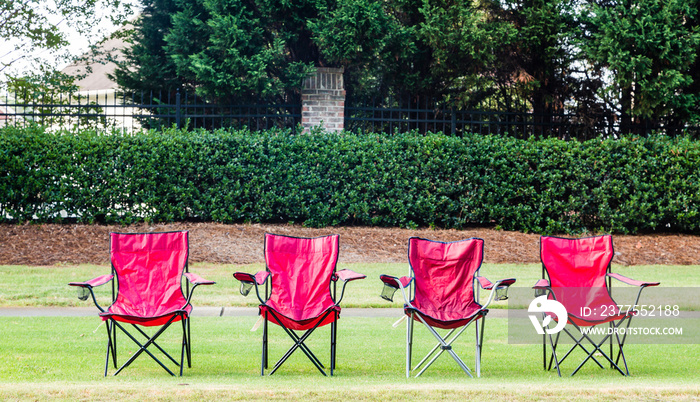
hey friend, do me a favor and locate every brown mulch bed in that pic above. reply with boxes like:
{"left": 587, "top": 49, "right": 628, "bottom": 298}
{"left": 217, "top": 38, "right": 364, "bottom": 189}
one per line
{"left": 1, "top": 223, "right": 699, "bottom": 266}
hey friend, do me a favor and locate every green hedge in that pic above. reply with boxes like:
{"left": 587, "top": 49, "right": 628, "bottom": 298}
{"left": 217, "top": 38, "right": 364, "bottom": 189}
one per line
{"left": 2, "top": 125, "right": 700, "bottom": 234}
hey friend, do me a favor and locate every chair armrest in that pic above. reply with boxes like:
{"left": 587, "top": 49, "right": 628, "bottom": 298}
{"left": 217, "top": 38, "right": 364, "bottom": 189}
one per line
{"left": 69, "top": 274, "right": 113, "bottom": 288}
{"left": 233, "top": 271, "right": 269, "bottom": 302}
{"left": 68, "top": 274, "right": 113, "bottom": 312}
{"left": 608, "top": 272, "right": 660, "bottom": 312}
{"left": 333, "top": 269, "right": 366, "bottom": 282}
{"left": 477, "top": 276, "right": 515, "bottom": 290}
{"left": 184, "top": 272, "right": 215, "bottom": 286}
{"left": 532, "top": 278, "right": 550, "bottom": 297}
{"left": 379, "top": 275, "right": 412, "bottom": 289}
{"left": 331, "top": 270, "right": 366, "bottom": 305}
{"left": 480, "top": 277, "right": 517, "bottom": 306}
{"left": 476, "top": 276, "right": 493, "bottom": 289}
{"left": 499, "top": 278, "right": 516, "bottom": 287}
{"left": 234, "top": 271, "right": 269, "bottom": 285}
{"left": 181, "top": 273, "right": 216, "bottom": 308}
{"left": 379, "top": 275, "right": 413, "bottom": 303}
{"left": 607, "top": 273, "right": 660, "bottom": 287}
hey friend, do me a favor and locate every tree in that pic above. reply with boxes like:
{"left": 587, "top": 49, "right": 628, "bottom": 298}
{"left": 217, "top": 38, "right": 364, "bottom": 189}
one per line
{"left": 115, "top": 0, "right": 443, "bottom": 105}
{"left": 684, "top": 0, "right": 700, "bottom": 127}
{"left": 1, "top": 0, "right": 65, "bottom": 73}
{"left": 110, "top": 0, "right": 184, "bottom": 97}
{"left": 507, "top": 0, "right": 578, "bottom": 116}
{"left": 582, "top": 0, "right": 700, "bottom": 132}
{"left": 165, "top": 0, "right": 317, "bottom": 103}
{"left": 311, "top": 0, "right": 435, "bottom": 102}
{"left": 115, "top": 0, "right": 333, "bottom": 104}
{"left": 326, "top": 0, "right": 585, "bottom": 116}
{"left": 457, "top": 0, "right": 584, "bottom": 117}
{"left": 418, "top": 0, "right": 515, "bottom": 108}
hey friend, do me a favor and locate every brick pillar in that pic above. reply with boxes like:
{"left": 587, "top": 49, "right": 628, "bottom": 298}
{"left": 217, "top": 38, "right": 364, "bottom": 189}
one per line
{"left": 301, "top": 67, "right": 345, "bottom": 133}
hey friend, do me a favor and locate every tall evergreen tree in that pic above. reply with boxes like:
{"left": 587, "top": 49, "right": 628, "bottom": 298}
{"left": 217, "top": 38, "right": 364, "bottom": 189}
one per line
{"left": 111, "top": 0, "right": 183, "bottom": 97}
{"left": 418, "top": 0, "right": 515, "bottom": 108}
{"left": 114, "top": 0, "right": 329, "bottom": 103}
{"left": 473, "top": 0, "right": 581, "bottom": 115}
{"left": 311, "top": 0, "right": 435, "bottom": 102}
{"left": 582, "top": 0, "right": 700, "bottom": 131}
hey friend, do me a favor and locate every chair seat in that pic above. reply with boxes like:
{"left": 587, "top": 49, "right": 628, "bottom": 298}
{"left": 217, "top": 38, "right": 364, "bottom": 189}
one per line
{"left": 100, "top": 303, "right": 192, "bottom": 326}
{"left": 406, "top": 302, "right": 485, "bottom": 329}
{"left": 547, "top": 286, "right": 631, "bottom": 326}
{"left": 266, "top": 289, "right": 337, "bottom": 322}
{"left": 261, "top": 305, "right": 340, "bottom": 331}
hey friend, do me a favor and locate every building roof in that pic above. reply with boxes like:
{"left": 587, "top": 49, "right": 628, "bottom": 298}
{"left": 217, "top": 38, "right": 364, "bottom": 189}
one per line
{"left": 61, "top": 34, "right": 128, "bottom": 91}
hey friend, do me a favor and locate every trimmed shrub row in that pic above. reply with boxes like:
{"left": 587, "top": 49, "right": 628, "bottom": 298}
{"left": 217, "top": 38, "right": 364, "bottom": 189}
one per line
{"left": 2, "top": 125, "right": 700, "bottom": 234}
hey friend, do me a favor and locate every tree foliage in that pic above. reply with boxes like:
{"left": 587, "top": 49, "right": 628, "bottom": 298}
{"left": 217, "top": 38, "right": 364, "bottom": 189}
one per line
{"left": 110, "top": 0, "right": 182, "bottom": 98}
{"left": 167, "top": 0, "right": 316, "bottom": 103}
{"left": 115, "top": 0, "right": 324, "bottom": 103}
{"left": 0, "top": 0, "right": 66, "bottom": 59}
{"left": 113, "top": 0, "right": 700, "bottom": 127}
{"left": 582, "top": 0, "right": 700, "bottom": 130}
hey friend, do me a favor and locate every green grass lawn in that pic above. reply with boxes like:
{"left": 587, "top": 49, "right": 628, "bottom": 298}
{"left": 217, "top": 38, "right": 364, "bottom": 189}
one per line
{"left": 1, "top": 315, "right": 698, "bottom": 401}
{"left": 0, "top": 262, "right": 699, "bottom": 400}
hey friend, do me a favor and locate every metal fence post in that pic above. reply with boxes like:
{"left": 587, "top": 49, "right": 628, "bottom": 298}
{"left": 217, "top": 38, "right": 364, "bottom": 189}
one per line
{"left": 176, "top": 89, "right": 182, "bottom": 129}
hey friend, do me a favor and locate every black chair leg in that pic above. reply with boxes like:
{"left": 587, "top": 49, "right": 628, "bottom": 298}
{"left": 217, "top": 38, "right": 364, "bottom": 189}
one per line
{"left": 330, "top": 315, "right": 337, "bottom": 375}
{"left": 261, "top": 314, "right": 268, "bottom": 376}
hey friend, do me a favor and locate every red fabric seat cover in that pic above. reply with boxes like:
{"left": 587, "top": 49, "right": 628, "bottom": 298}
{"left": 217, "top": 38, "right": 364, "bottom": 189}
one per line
{"left": 407, "top": 237, "right": 484, "bottom": 329}
{"left": 101, "top": 231, "right": 190, "bottom": 326}
{"left": 263, "top": 233, "right": 339, "bottom": 331}
{"left": 541, "top": 235, "right": 628, "bottom": 326}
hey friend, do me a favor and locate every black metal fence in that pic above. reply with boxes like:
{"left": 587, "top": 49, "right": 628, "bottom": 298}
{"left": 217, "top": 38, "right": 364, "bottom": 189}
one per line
{"left": 0, "top": 89, "right": 302, "bottom": 132}
{"left": 345, "top": 104, "right": 611, "bottom": 139}
{"left": 1, "top": 89, "right": 697, "bottom": 138}
{"left": 344, "top": 97, "right": 697, "bottom": 139}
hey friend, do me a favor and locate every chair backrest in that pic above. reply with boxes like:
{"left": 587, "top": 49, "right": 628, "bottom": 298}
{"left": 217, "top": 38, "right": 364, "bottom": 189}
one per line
{"left": 110, "top": 231, "right": 189, "bottom": 315}
{"left": 540, "top": 235, "right": 614, "bottom": 312}
{"left": 540, "top": 235, "right": 612, "bottom": 289}
{"left": 265, "top": 233, "right": 339, "bottom": 318}
{"left": 408, "top": 237, "right": 484, "bottom": 310}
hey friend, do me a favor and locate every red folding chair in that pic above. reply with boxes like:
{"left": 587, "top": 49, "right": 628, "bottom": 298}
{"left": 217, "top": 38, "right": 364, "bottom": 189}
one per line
{"left": 535, "top": 235, "right": 659, "bottom": 376}
{"left": 69, "top": 231, "right": 215, "bottom": 376}
{"left": 234, "top": 233, "right": 365, "bottom": 376}
{"left": 380, "top": 237, "right": 515, "bottom": 377}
